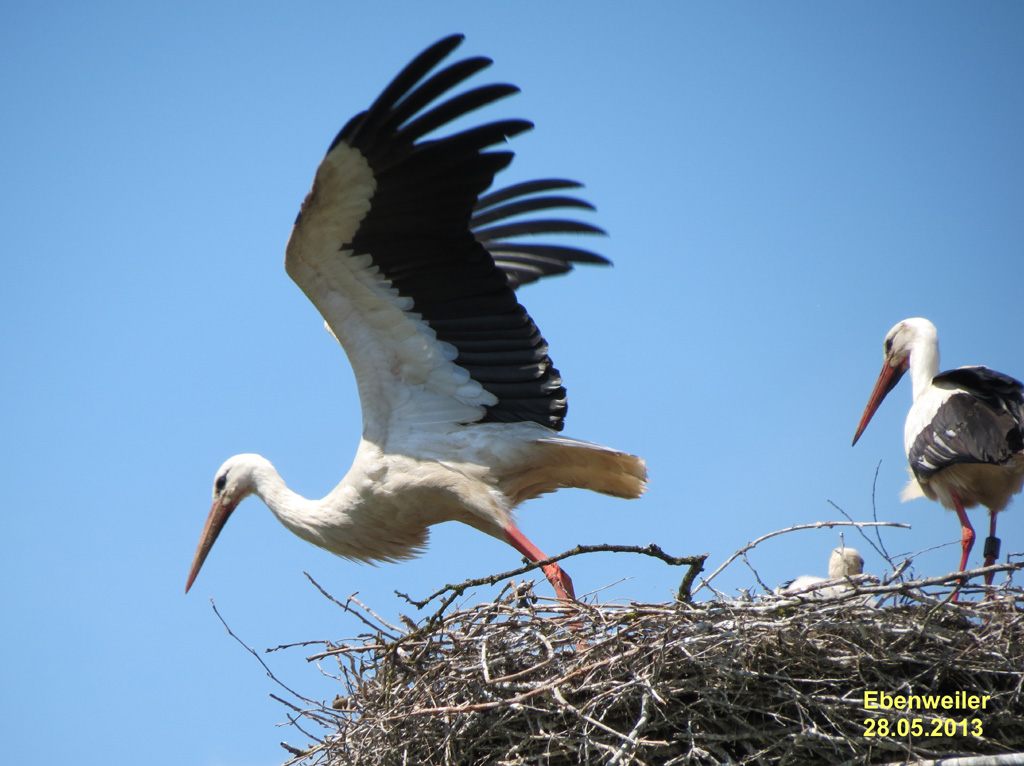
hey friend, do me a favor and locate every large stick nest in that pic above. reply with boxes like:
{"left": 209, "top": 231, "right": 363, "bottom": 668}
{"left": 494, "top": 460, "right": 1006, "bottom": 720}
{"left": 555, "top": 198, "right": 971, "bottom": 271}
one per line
{"left": 260, "top": 555, "right": 1024, "bottom": 766}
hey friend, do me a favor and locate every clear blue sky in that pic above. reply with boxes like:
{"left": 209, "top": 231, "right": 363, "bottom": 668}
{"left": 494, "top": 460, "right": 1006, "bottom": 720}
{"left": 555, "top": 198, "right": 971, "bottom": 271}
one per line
{"left": 3, "top": 3, "right": 1023, "bottom": 764}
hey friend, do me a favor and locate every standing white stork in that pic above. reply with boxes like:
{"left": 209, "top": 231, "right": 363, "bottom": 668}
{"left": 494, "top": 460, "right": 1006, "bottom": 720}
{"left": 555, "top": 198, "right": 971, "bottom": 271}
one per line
{"left": 852, "top": 318, "right": 1024, "bottom": 585}
{"left": 184, "top": 35, "right": 647, "bottom": 601}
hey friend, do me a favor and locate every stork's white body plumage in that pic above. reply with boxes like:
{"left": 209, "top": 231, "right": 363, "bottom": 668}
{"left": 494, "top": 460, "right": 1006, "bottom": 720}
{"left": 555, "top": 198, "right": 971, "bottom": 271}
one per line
{"left": 853, "top": 318, "right": 1024, "bottom": 585}
{"left": 185, "top": 35, "right": 647, "bottom": 600}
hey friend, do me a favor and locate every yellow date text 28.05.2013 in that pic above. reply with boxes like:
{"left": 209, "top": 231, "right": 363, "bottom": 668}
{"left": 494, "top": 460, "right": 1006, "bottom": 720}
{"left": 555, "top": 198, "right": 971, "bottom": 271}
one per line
{"left": 863, "top": 718, "right": 982, "bottom": 738}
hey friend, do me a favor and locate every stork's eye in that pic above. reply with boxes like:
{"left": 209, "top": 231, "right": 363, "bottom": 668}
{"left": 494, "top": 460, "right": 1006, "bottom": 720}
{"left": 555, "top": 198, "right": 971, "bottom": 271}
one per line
{"left": 885, "top": 337, "right": 894, "bottom": 354}
{"left": 215, "top": 474, "right": 228, "bottom": 492}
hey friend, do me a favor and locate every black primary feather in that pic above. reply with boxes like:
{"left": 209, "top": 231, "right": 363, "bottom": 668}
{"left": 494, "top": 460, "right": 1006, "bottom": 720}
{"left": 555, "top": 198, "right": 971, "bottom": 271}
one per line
{"left": 472, "top": 179, "right": 609, "bottom": 288}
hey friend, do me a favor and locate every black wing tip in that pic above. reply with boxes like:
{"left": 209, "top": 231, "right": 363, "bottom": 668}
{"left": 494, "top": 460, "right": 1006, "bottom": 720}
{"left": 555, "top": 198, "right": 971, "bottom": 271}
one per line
{"left": 331, "top": 34, "right": 535, "bottom": 164}
{"left": 437, "top": 32, "right": 466, "bottom": 47}
{"left": 471, "top": 177, "right": 611, "bottom": 288}
{"left": 474, "top": 219, "right": 607, "bottom": 240}
{"left": 330, "top": 33, "right": 472, "bottom": 152}
{"left": 409, "top": 34, "right": 469, "bottom": 71}
{"left": 475, "top": 178, "right": 585, "bottom": 210}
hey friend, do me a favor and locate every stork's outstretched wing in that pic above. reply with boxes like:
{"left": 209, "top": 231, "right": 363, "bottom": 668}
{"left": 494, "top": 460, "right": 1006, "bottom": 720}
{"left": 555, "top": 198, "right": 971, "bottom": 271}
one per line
{"left": 285, "top": 35, "right": 609, "bottom": 440}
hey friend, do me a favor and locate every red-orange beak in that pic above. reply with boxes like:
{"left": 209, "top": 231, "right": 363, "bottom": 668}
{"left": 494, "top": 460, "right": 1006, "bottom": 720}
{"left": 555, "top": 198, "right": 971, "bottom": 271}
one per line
{"left": 185, "top": 497, "right": 237, "bottom": 593}
{"left": 852, "top": 359, "right": 908, "bottom": 446}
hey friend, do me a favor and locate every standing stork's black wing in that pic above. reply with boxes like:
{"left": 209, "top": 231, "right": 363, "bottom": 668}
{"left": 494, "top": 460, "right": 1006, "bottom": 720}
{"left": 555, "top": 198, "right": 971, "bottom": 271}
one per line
{"left": 910, "top": 366, "right": 1024, "bottom": 481}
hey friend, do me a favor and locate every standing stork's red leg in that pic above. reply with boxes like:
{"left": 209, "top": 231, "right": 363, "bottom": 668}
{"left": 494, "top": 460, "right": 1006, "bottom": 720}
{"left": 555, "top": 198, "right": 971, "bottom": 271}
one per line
{"left": 951, "top": 490, "right": 976, "bottom": 574}
{"left": 503, "top": 524, "right": 576, "bottom": 601}
{"left": 950, "top": 490, "right": 975, "bottom": 601}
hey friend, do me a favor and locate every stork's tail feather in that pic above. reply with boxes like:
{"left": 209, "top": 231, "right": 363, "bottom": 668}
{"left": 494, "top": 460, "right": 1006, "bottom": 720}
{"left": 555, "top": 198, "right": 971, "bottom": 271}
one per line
{"left": 502, "top": 436, "right": 648, "bottom": 505}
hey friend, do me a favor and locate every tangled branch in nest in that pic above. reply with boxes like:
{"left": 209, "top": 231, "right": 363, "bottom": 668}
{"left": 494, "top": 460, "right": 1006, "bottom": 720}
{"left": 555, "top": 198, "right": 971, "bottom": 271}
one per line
{"left": 262, "top": 561, "right": 1024, "bottom": 766}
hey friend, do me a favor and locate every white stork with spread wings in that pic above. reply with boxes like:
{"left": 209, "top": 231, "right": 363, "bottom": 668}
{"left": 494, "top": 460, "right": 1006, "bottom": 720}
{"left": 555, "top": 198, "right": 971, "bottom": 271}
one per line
{"left": 185, "top": 35, "right": 647, "bottom": 601}
{"left": 853, "top": 318, "right": 1024, "bottom": 586}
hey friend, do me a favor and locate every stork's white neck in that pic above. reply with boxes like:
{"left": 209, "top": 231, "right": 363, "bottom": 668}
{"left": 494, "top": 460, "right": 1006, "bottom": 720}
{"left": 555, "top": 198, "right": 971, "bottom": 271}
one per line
{"left": 247, "top": 458, "right": 304, "bottom": 515}
{"left": 906, "top": 324, "right": 940, "bottom": 402}
{"left": 232, "top": 455, "right": 330, "bottom": 544}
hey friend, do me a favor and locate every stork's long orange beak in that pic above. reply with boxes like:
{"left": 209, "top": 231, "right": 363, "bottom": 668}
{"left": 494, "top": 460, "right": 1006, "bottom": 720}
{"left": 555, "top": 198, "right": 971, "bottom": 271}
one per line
{"left": 185, "top": 498, "right": 236, "bottom": 593}
{"left": 852, "top": 360, "right": 907, "bottom": 446}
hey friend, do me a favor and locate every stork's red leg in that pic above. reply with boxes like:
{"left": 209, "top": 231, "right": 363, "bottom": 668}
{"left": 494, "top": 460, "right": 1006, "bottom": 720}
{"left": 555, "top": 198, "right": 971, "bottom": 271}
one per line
{"left": 951, "top": 491, "right": 976, "bottom": 573}
{"left": 950, "top": 491, "right": 975, "bottom": 600}
{"left": 503, "top": 523, "right": 576, "bottom": 601}
{"left": 983, "top": 511, "right": 1001, "bottom": 586}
